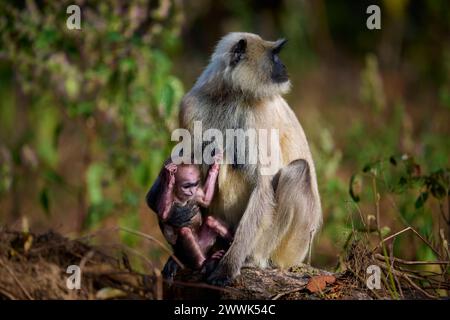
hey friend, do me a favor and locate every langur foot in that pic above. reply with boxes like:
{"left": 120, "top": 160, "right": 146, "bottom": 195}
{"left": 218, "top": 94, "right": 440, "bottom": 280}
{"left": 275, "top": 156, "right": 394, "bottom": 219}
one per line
{"left": 206, "top": 261, "right": 235, "bottom": 287}
{"left": 201, "top": 250, "right": 225, "bottom": 277}
{"left": 161, "top": 257, "right": 179, "bottom": 286}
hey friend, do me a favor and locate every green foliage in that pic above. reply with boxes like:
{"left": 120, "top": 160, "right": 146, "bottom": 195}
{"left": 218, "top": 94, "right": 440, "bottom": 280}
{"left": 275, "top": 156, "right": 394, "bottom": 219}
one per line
{"left": 342, "top": 54, "right": 449, "bottom": 262}
{"left": 360, "top": 54, "right": 386, "bottom": 113}
{"left": 0, "top": 1, "right": 184, "bottom": 230}
{"left": 0, "top": 0, "right": 448, "bottom": 271}
{"left": 39, "top": 187, "right": 50, "bottom": 216}
{"left": 348, "top": 154, "right": 449, "bottom": 264}
{"left": 311, "top": 53, "right": 449, "bottom": 265}
{"left": 312, "top": 127, "right": 351, "bottom": 248}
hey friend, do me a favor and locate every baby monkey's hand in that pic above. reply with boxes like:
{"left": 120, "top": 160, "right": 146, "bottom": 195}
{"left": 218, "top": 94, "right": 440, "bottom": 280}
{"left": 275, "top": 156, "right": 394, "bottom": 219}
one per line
{"left": 213, "top": 151, "right": 223, "bottom": 163}
{"left": 211, "top": 151, "right": 223, "bottom": 172}
{"left": 164, "top": 163, "right": 178, "bottom": 176}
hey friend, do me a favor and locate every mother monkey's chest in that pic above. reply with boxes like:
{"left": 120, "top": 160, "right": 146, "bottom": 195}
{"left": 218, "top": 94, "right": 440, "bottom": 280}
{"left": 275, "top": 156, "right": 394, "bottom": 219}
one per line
{"left": 188, "top": 99, "right": 283, "bottom": 226}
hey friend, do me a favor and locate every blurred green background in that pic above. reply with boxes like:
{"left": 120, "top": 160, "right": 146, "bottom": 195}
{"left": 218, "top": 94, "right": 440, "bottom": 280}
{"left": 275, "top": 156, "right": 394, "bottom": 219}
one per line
{"left": 0, "top": 0, "right": 449, "bottom": 271}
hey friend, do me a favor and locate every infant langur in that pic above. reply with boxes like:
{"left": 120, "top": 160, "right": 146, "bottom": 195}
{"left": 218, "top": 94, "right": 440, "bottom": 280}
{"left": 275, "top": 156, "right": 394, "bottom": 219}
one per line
{"left": 155, "top": 153, "right": 233, "bottom": 280}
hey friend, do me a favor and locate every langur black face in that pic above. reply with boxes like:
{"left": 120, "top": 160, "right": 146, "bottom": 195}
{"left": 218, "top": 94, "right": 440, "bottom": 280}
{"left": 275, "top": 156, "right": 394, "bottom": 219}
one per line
{"left": 270, "top": 39, "right": 288, "bottom": 83}
{"left": 224, "top": 34, "right": 290, "bottom": 98}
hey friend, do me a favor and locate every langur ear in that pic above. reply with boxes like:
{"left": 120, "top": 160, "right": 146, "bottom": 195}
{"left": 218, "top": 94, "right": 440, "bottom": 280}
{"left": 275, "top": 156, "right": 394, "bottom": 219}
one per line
{"left": 230, "top": 39, "right": 247, "bottom": 67}
{"left": 272, "top": 38, "right": 287, "bottom": 54}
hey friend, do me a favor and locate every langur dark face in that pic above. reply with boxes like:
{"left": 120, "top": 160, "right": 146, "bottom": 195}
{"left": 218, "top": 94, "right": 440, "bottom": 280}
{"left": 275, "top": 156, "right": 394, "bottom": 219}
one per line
{"left": 225, "top": 34, "right": 290, "bottom": 97}
{"left": 270, "top": 39, "right": 288, "bottom": 83}
{"left": 174, "top": 165, "right": 201, "bottom": 203}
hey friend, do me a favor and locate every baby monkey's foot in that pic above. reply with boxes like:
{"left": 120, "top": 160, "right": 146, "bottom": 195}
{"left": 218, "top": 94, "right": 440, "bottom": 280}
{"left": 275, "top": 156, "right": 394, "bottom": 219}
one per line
{"left": 201, "top": 250, "right": 225, "bottom": 276}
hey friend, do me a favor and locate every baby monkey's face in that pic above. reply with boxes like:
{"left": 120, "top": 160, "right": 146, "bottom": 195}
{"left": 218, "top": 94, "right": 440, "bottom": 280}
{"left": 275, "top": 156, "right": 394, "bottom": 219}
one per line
{"left": 174, "top": 165, "right": 201, "bottom": 203}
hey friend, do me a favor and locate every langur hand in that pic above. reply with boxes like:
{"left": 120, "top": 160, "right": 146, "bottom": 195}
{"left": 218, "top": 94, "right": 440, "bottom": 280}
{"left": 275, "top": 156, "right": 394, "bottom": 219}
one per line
{"left": 201, "top": 250, "right": 226, "bottom": 276}
{"left": 206, "top": 256, "right": 236, "bottom": 287}
{"left": 164, "top": 163, "right": 178, "bottom": 177}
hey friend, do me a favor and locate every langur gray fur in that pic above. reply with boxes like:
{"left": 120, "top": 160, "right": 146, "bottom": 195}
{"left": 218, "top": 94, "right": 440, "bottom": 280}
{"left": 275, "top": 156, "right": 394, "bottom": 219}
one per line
{"left": 178, "top": 32, "right": 322, "bottom": 285}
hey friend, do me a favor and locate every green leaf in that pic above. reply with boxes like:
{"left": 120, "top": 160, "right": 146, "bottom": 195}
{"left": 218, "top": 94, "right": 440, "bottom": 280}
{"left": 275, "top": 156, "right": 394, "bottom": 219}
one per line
{"left": 86, "top": 163, "right": 105, "bottom": 205}
{"left": 53, "top": 122, "right": 64, "bottom": 147}
{"left": 43, "top": 169, "right": 64, "bottom": 185}
{"left": 119, "top": 211, "right": 140, "bottom": 247}
{"left": 65, "top": 76, "right": 79, "bottom": 98}
{"left": 133, "top": 163, "right": 150, "bottom": 187}
{"left": 403, "top": 156, "right": 421, "bottom": 176}
{"left": 85, "top": 200, "right": 114, "bottom": 228}
{"left": 96, "top": 287, "right": 127, "bottom": 300}
{"left": 389, "top": 156, "right": 397, "bottom": 166}
{"left": 398, "top": 176, "right": 407, "bottom": 186}
{"left": 39, "top": 187, "right": 50, "bottom": 216}
{"left": 123, "top": 190, "right": 139, "bottom": 207}
{"left": 380, "top": 226, "right": 391, "bottom": 237}
{"left": 362, "top": 164, "right": 371, "bottom": 173}
{"left": 160, "top": 81, "right": 175, "bottom": 115}
{"left": 35, "top": 28, "right": 58, "bottom": 50}
{"left": 349, "top": 174, "right": 361, "bottom": 202}
{"left": 163, "top": 76, "right": 184, "bottom": 116}
{"left": 35, "top": 100, "right": 59, "bottom": 167}
{"left": 119, "top": 58, "right": 136, "bottom": 73}
{"left": 430, "top": 182, "right": 446, "bottom": 199}
{"left": 106, "top": 31, "right": 123, "bottom": 43}
{"left": 415, "top": 192, "right": 428, "bottom": 209}
{"left": 439, "top": 86, "right": 450, "bottom": 109}
{"left": 69, "top": 102, "right": 94, "bottom": 117}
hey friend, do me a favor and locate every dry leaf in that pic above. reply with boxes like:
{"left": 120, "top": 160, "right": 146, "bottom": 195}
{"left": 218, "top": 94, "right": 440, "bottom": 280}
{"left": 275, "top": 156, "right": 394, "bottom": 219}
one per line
{"left": 23, "top": 234, "right": 33, "bottom": 253}
{"left": 306, "top": 275, "right": 336, "bottom": 293}
{"left": 96, "top": 287, "right": 127, "bottom": 300}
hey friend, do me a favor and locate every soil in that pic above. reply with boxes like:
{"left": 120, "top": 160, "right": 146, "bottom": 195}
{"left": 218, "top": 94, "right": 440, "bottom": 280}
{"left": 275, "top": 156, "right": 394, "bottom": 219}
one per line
{"left": 0, "top": 229, "right": 157, "bottom": 300}
{"left": 0, "top": 229, "right": 434, "bottom": 300}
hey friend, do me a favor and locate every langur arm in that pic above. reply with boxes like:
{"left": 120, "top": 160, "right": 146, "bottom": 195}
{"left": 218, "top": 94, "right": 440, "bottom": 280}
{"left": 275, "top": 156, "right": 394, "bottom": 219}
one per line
{"left": 208, "top": 176, "right": 275, "bottom": 284}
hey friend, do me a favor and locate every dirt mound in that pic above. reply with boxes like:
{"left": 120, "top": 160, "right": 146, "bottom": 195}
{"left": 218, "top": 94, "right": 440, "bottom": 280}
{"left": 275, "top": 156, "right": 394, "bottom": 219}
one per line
{"left": 1, "top": 228, "right": 444, "bottom": 300}
{"left": 0, "top": 229, "right": 158, "bottom": 300}
{"left": 0, "top": 229, "right": 368, "bottom": 300}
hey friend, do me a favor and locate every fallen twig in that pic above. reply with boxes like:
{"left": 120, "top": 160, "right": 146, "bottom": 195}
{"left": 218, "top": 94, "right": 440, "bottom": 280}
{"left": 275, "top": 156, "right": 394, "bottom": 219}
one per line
{"left": 375, "top": 227, "right": 441, "bottom": 259}
{"left": 271, "top": 285, "right": 307, "bottom": 300}
{"left": 375, "top": 253, "right": 449, "bottom": 265}
{"left": 118, "top": 227, "right": 185, "bottom": 269}
{"left": 0, "top": 258, "right": 34, "bottom": 300}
